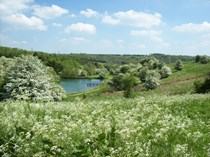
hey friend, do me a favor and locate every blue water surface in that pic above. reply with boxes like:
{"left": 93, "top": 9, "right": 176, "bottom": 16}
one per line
{"left": 60, "top": 79, "right": 102, "bottom": 94}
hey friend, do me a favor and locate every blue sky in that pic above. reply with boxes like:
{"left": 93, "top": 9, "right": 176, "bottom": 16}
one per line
{"left": 0, "top": 0, "right": 210, "bottom": 55}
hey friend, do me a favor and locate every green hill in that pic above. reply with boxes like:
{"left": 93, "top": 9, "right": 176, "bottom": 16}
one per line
{"left": 66, "top": 61, "right": 210, "bottom": 101}
{"left": 0, "top": 46, "right": 209, "bottom": 156}
{"left": 0, "top": 46, "right": 195, "bottom": 79}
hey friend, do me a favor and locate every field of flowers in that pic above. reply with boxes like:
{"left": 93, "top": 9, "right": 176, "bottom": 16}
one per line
{"left": 0, "top": 94, "right": 210, "bottom": 157}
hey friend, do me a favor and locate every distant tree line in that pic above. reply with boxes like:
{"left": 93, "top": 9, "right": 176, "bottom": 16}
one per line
{"left": 0, "top": 46, "right": 200, "bottom": 79}
{"left": 0, "top": 46, "right": 97, "bottom": 78}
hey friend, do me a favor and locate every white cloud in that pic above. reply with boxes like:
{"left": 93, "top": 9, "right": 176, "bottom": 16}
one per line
{"left": 130, "top": 30, "right": 162, "bottom": 42}
{"left": 10, "top": 40, "right": 27, "bottom": 45}
{"left": 0, "top": 0, "right": 48, "bottom": 30}
{"left": 5, "top": 13, "right": 47, "bottom": 30}
{"left": 64, "top": 23, "right": 96, "bottom": 34}
{"left": 52, "top": 22, "right": 63, "bottom": 27}
{"left": 130, "top": 42, "right": 146, "bottom": 49}
{"left": 130, "top": 29, "right": 170, "bottom": 47}
{"left": 0, "top": 0, "right": 33, "bottom": 15}
{"left": 173, "top": 21, "right": 210, "bottom": 33}
{"left": 0, "top": 33, "right": 28, "bottom": 46}
{"left": 102, "top": 10, "right": 162, "bottom": 27}
{"left": 102, "top": 16, "right": 119, "bottom": 25}
{"left": 130, "top": 30, "right": 161, "bottom": 36}
{"left": 33, "top": 4, "right": 68, "bottom": 19}
{"left": 60, "top": 37, "right": 90, "bottom": 45}
{"left": 80, "top": 9, "right": 99, "bottom": 17}
{"left": 69, "top": 14, "right": 76, "bottom": 18}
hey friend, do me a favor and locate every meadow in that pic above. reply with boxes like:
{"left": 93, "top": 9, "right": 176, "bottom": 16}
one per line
{"left": 0, "top": 93, "right": 210, "bottom": 157}
{"left": 0, "top": 50, "right": 210, "bottom": 157}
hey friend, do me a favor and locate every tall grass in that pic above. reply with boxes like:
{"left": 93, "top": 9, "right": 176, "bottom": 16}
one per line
{"left": 0, "top": 94, "right": 209, "bottom": 156}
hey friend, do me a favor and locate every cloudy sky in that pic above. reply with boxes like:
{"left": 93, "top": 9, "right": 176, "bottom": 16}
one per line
{"left": 0, "top": 0, "right": 210, "bottom": 55}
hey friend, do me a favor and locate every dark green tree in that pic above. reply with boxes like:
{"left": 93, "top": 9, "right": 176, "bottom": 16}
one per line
{"left": 195, "top": 55, "right": 200, "bottom": 62}
{"left": 111, "top": 74, "right": 125, "bottom": 90}
{"left": 120, "top": 65, "right": 130, "bottom": 74}
{"left": 194, "top": 74, "right": 210, "bottom": 93}
{"left": 123, "top": 75, "right": 138, "bottom": 98}
{"left": 175, "top": 60, "right": 183, "bottom": 71}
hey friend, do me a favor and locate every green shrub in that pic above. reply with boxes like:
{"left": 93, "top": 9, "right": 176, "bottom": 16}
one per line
{"left": 81, "top": 70, "right": 88, "bottom": 77}
{"left": 200, "top": 55, "right": 209, "bottom": 64}
{"left": 98, "top": 72, "right": 105, "bottom": 79}
{"left": 2, "top": 55, "right": 64, "bottom": 101}
{"left": 111, "top": 73, "right": 125, "bottom": 90}
{"left": 158, "top": 62, "right": 166, "bottom": 69}
{"left": 143, "top": 70, "right": 160, "bottom": 89}
{"left": 0, "top": 57, "right": 13, "bottom": 100}
{"left": 194, "top": 77, "right": 210, "bottom": 93}
{"left": 123, "top": 75, "right": 139, "bottom": 98}
{"left": 139, "top": 67, "right": 149, "bottom": 82}
{"left": 175, "top": 60, "right": 183, "bottom": 71}
{"left": 195, "top": 55, "right": 200, "bottom": 62}
{"left": 160, "top": 66, "right": 172, "bottom": 79}
{"left": 144, "top": 76, "right": 160, "bottom": 89}
{"left": 120, "top": 65, "right": 130, "bottom": 74}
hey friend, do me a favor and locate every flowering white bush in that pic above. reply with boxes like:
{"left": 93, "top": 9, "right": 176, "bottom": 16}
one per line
{"left": 160, "top": 66, "right": 172, "bottom": 79}
{"left": 2, "top": 55, "right": 64, "bottom": 101}
{"left": 144, "top": 70, "right": 160, "bottom": 89}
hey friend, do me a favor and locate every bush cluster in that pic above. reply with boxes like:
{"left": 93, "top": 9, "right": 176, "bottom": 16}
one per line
{"left": 1, "top": 55, "right": 64, "bottom": 102}
{"left": 195, "top": 55, "right": 209, "bottom": 64}
{"left": 111, "top": 57, "right": 172, "bottom": 91}
{"left": 138, "top": 57, "right": 171, "bottom": 89}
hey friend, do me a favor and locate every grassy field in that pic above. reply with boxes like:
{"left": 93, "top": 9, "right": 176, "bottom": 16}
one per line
{"left": 145, "top": 61, "right": 210, "bottom": 96}
{"left": 0, "top": 94, "right": 210, "bottom": 156}
{"left": 0, "top": 61, "right": 210, "bottom": 157}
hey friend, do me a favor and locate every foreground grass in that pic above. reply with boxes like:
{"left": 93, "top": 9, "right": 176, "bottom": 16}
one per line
{"left": 0, "top": 94, "right": 210, "bottom": 157}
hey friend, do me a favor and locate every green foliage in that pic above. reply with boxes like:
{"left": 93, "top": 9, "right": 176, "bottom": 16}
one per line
{"left": 158, "top": 62, "right": 166, "bottom": 69}
{"left": 123, "top": 75, "right": 139, "bottom": 98}
{"left": 0, "top": 46, "right": 195, "bottom": 79}
{"left": 80, "top": 70, "right": 88, "bottom": 77}
{"left": 0, "top": 57, "right": 14, "bottom": 99}
{"left": 111, "top": 74, "right": 126, "bottom": 90}
{"left": 139, "top": 67, "right": 149, "bottom": 82}
{"left": 140, "top": 57, "right": 159, "bottom": 70}
{"left": 195, "top": 55, "right": 200, "bottom": 62}
{"left": 98, "top": 72, "right": 105, "bottom": 79}
{"left": 175, "top": 60, "right": 183, "bottom": 71}
{"left": 2, "top": 55, "right": 64, "bottom": 101}
{"left": 160, "top": 66, "right": 172, "bottom": 79}
{"left": 194, "top": 76, "right": 210, "bottom": 93}
{"left": 0, "top": 46, "right": 99, "bottom": 78}
{"left": 199, "top": 55, "right": 209, "bottom": 64}
{"left": 120, "top": 65, "right": 130, "bottom": 74}
{"left": 148, "top": 57, "right": 160, "bottom": 69}
{"left": 111, "top": 74, "right": 139, "bottom": 93}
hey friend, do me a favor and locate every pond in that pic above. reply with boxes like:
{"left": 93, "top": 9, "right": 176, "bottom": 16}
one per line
{"left": 60, "top": 79, "right": 102, "bottom": 94}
